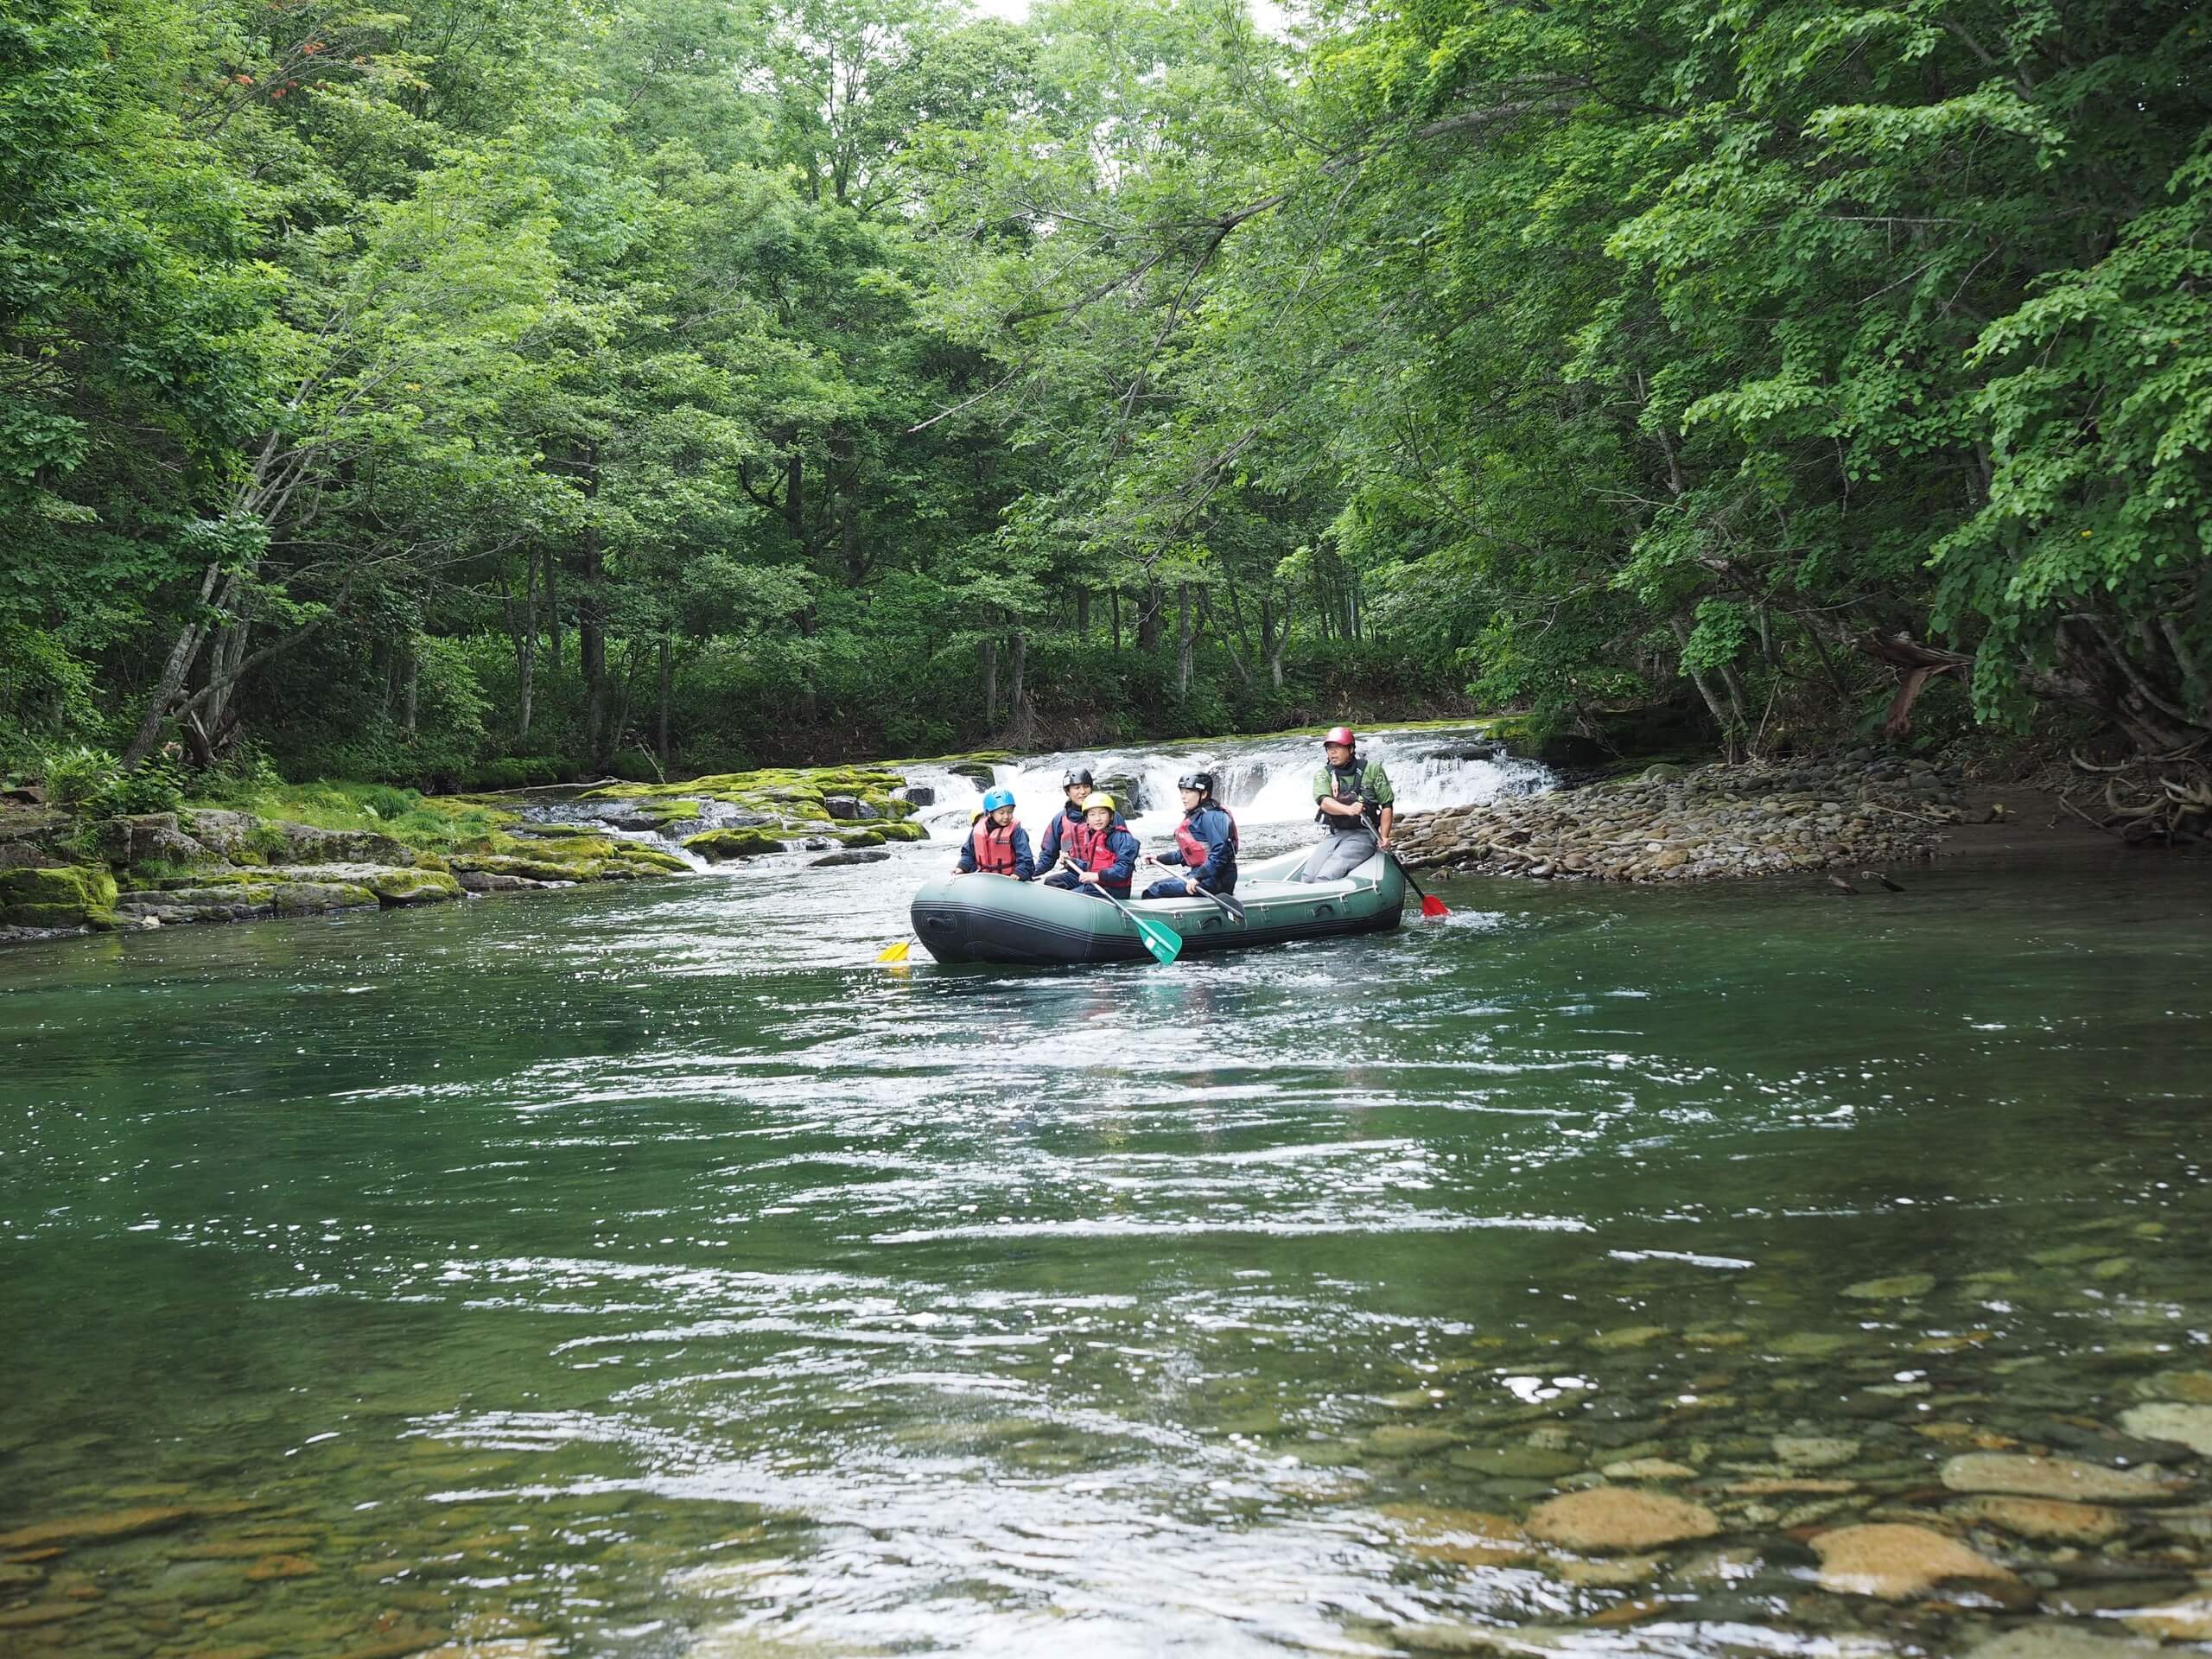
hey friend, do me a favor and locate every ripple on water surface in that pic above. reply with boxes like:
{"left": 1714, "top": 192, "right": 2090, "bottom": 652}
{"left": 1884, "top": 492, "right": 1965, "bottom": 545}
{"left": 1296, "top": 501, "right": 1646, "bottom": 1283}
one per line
{"left": 1, "top": 854, "right": 2209, "bottom": 1656}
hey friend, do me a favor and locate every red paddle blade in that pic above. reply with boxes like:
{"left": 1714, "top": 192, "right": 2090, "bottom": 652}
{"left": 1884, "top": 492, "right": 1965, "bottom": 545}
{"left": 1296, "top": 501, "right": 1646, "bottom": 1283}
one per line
{"left": 1420, "top": 894, "right": 1450, "bottom": 918}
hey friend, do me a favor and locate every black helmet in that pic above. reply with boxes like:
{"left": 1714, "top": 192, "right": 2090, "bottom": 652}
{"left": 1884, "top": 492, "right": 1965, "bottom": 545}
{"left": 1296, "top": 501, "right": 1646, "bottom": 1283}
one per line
{"left": 1177, "top": 771, "right": 1215, "bottom": 796}
{"left": 1061, "top": 767, "right": 1094, "bottom": 788}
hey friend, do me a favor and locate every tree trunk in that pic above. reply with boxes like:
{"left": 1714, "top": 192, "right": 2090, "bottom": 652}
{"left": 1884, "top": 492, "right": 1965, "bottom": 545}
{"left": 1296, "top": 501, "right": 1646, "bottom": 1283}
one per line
{"left": 507, "top": 556, "right": 537, "bottom": 740}
{"left": 1268, "top": 590, "right": 1293, "bottom": 690}
{"left": 1111, "top": 588, "right": 1122, "bottom": 652}
{"left": 1206, "top": 592, "right": 1254, "bottom": 690}
{"left": 980, "top": 636, "right": 999, "bottom": 728}
{"left": 543, "top": 548, "right": 562, "bottom": 673}
{"left": 1076, "top": 587, "right": 1090, "bottom": 638}
{"left": 657, "top": 633, "right": 672, "bottom": 769}
{"left": 579, "top": 531, "right": 608, "bottom": 767}
{"left": 201, "top": 614, "right": 251, "bottom": 743}
{"left": 1136, "top": 582, "right": 1161, "bottom": 652}
{"left": 400, "top": 645, "right": 420, "bottom": 739}
{"left": 121, "top": 560, "right": 229, "bottom": 767}
{"left": 1173, "top": 582, "right": 1194, "bottom": 700}
{"left": 1006, "top": 629, "right": 1039, "bottom": 745}
{"left": 1670, "top": 615, "right": 1739, "bottom": 760}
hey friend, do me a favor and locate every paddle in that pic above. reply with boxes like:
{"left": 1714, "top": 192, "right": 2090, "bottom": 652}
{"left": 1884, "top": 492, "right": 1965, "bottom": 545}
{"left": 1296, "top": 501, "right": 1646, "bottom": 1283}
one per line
{"left": 1365, "top": 810, "right": 1449, "bottom": 918}
{"left": 1142, "top": 857, "right": 1245, "bottom": 924}
{"left": 1097, "top": 888, "right": 1184, "bottom": 964}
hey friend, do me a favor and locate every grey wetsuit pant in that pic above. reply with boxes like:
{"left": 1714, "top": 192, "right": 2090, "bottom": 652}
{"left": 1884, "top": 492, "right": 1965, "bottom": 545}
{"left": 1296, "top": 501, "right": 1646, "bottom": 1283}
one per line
{"left": 1299, "top": 830, "right": 1376, "bottom": 882}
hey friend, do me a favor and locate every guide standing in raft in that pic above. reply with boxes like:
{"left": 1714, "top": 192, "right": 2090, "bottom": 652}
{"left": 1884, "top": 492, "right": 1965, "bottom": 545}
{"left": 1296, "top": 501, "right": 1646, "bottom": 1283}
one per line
{"left": 1300, "top": 726, "right": 1394, "bottom": 881}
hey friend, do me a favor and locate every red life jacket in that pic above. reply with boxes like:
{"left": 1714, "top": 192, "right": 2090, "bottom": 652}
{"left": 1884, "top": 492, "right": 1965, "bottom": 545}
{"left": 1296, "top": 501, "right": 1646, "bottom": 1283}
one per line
{"left": 1066, "top": 819, "right": 1122, "bottom": 875}
{"left": 972, "top": 816, "right": 1021, "bottom": 874}
{"left": 1175, "top": 805, "right": 1236, "bottom": 870}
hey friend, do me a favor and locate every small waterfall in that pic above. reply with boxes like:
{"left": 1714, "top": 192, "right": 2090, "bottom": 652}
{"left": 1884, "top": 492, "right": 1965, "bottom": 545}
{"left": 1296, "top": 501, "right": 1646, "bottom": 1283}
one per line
{"left": 915, "top": 727, "right": 1552, "bottom": 845}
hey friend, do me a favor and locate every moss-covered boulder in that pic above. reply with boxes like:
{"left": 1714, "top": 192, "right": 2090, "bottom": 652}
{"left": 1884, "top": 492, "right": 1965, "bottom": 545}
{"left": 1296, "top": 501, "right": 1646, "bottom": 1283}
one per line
{"left": 683, "top": 828, "right": 786, "bottom": 861}
{"left": 360, "top": 868, "right": 464, "bottom": 906}
{"left": 873, "top": 819, "right": 930, "bottom": 843}
{"left": 0, "top": 867, "right": 121, "bottom": 931}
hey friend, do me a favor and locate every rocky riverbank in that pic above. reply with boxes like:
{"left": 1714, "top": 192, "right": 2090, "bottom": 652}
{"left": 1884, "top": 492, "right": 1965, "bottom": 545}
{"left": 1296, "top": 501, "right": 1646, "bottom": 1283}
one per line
{"left": 1394, "top": 753, "right": 1981, "bottom": 882}
{"left": 0, "top": 760, "right": 958, "bottom": 946}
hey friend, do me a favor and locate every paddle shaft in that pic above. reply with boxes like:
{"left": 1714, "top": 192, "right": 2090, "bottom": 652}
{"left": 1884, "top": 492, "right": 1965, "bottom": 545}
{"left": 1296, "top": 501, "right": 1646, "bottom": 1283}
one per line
{"left": 1364, "top": 810, "right": 1447, "bottom": 915}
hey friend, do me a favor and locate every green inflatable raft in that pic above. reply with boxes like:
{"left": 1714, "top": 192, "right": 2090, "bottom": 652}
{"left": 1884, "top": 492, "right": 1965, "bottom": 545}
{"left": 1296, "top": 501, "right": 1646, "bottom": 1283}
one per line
{"left": 908, "top": 844, "right": 1408, "bottom": 965}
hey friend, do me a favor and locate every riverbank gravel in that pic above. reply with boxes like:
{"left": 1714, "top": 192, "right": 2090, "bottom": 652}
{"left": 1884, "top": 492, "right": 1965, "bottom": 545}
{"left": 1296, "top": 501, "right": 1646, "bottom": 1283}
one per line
{"left": 1394, "top": 754, "right": 1970, "bottom": 882}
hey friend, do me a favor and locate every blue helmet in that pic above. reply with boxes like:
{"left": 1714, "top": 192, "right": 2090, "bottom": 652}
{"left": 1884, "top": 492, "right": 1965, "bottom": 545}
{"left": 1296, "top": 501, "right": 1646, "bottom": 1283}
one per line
{"left": 981, "top": 787, "right": 1016, "bottom": 812}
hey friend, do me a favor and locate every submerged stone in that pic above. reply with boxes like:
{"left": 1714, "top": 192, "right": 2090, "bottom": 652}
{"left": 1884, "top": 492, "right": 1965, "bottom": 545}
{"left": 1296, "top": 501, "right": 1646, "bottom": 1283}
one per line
{"left": 1841, "top": 1273, "right": 1936, "bottom": 1299}
{"left": 1811, "top": 1522, "right": 2015, "bottom": 1599}
{"left": 0, "top": 1505, "right": 194, "bottom": 1549}
{"left": 1941, "top": 1453, "right": 2189, "bottom": 1504}
{"left": 1950, "top": 1495, "right": 2126, "bottom": 1543}
{"left": 1967, "top": 1626, "right": 2163, "bottom": 1659}
{"left": 1525, "top": 1487, "right": 1718, "bottom": 1552}
{"left": 1774, "top": 1434, "right": 1859, "bottom": 1468}
{"left": 2118, "top": 1402, "right": 2212, "bottom": 1455}
{"left": 2123, "top": 1600, "right": 2212, "bottom": 1641}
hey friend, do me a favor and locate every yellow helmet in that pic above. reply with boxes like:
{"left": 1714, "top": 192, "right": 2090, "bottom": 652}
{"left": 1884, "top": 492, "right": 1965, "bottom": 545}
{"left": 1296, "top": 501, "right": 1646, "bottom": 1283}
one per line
{"left": 1084, "top": 792, "right": 1117, "bottom": 814}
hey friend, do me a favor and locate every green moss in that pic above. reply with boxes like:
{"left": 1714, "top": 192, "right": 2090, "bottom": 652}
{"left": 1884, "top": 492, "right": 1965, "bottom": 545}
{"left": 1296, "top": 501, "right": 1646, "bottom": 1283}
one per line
{"left": 0, "top": 866, "right": 120, "bottom": 931}
{"left": 362, "top": 868, "right": 464, "bottom": 906}
{"left": 828, "top": 828, "right": 885, "bottom": 849}
{"left": 683, "top": 828, "right": 786, "bottom": 861}
{"left": 863, "top": 792, "right": 918, "bottom": 819}
{"left": 873, "top": 820, "right": 930, "bottom": 843}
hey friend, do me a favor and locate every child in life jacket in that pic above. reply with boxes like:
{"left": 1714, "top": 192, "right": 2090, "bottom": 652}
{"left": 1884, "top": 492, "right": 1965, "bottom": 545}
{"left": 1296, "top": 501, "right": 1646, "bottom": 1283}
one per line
{"left": 955, "top": 788, "right": 1034, "bottom": 879}
{"left": 1040, "top": 791, "right": 1140, "bottom": 899}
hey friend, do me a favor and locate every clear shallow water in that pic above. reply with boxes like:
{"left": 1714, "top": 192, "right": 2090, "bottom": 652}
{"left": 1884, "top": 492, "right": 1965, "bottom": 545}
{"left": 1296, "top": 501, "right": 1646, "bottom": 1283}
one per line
{"left": 2, "top": 845, "right": 2209, "bottom": 1657}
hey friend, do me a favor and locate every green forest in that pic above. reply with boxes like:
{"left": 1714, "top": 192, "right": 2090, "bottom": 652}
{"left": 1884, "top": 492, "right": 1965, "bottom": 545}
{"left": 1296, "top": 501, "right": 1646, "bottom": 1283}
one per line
{"left": 3, "top": 0, "right": 2207, "bottom": 791}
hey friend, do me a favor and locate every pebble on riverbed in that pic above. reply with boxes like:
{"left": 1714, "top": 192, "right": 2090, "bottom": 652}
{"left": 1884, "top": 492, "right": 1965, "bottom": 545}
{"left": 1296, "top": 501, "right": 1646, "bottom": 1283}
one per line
{"left": 1392, "top": 754, "right": 1967, "bottom": 881}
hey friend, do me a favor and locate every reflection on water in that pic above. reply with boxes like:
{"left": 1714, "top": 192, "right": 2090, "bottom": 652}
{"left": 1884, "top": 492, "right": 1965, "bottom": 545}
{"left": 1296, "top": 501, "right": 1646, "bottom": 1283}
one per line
{"left": 1, "top": 848, "right": 2209, "bottom": 1656}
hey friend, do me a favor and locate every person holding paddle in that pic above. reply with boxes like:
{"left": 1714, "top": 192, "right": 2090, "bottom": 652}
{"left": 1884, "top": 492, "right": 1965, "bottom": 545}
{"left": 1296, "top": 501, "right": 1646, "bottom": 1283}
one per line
{"left": 1040, "top": 792, "right": 1141, "bottom": 900}
{"left": 1299, "top": 726, "right": 1394, "bottom": 882}
{"left": 1142, "top": 772, "right": 1238, "bottom": 900}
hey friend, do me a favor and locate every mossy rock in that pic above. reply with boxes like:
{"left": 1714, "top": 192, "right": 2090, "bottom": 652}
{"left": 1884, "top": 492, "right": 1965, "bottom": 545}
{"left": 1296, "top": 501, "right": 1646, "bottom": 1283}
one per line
{"left": 604, "top": 842, "right": 690, "bottom": 874}
{"left": 683, "top": 828, "right": 786, "bottom": 861}
{"left": 446, "top": 854, "right": 591, "bottom": 884}
{"left": 0, "top": 866, "right": 120, "bottom": 931}
{"left": 829, "top": 828, "right": 886, "bottom": 849}
{"left": 872, "top": 820, "right": 930, "bottom": 843}
{"left": 863, "top": 793, "right": 918, "bottom": 820}
{"left": 362, "top": 868, "right": 464, "bottom": 906}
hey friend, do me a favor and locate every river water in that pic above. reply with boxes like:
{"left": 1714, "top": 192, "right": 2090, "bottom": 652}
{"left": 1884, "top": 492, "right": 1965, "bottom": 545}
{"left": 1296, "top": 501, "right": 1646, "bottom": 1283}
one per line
{"left": 3, "top": 739, "right": 2210, "bottom": 1658}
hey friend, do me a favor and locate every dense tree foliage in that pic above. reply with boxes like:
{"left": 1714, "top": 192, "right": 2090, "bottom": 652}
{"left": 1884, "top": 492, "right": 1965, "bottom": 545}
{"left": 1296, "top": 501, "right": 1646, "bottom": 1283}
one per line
{"left": 3, "top": 0, "right": 2205, "bottom": 785}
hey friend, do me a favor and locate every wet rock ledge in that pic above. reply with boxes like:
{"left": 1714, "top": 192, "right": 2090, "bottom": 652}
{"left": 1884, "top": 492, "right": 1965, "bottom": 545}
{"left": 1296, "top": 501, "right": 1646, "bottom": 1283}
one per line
{"left": 1395, "top": 753, "right": 1972, "bottom": 882}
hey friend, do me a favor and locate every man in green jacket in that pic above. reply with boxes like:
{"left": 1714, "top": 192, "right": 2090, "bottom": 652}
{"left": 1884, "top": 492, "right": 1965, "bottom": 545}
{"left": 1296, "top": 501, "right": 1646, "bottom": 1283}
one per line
{"left": 1300, "top": 725, "right": 1394, "bottom": 881}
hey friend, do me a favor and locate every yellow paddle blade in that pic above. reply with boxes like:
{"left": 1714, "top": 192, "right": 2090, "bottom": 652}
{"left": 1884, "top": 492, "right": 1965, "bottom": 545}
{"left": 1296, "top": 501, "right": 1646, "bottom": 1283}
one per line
{"left": 876, "top": 940, "right": 912, "bottom": 963}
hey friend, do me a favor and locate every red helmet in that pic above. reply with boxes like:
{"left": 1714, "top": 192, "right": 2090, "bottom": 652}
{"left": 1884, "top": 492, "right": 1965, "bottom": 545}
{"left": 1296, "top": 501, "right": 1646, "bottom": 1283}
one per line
{"left": 1323, "top": 725, "right": 1357, "bottom": 747}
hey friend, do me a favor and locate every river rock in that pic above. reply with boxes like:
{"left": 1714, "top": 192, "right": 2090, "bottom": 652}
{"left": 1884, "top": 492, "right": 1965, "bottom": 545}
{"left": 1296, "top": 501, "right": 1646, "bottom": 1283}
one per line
{"left": 1950, "top": 1495, "right": 2126, "bottom": 1543}
{"left": 92, "top": 812, "right": 213, "bottom": 867}
{"left": 2140, "top": 1371, "right": 2212, "bottom": 1405}
{"left": 1386, "top": 1505, "right": 1533, "bottom": 1567}
{"left": 2123, "top": 1599, "right": 2212, "bottom": 1640}
{"left": 1525, "top": 1488, "right": 1719, "bottom": 1552}
{"left": 892, "top": 785, "right": 936, "bottom": 807}
{"left": 810, "top": 849, "right": 891, "bottom": 868}
{"left": 1942, "top": 1453, "right": 2189, "bottom": 1504}
{"left": 1967, "top": 1626, "right": 2164, "bottom": 1659}
{"left": 1811, "top": 1522, "right": 2015, "bottom": 1599}
{"left": 1600, "top": 1459, "right": 1698, "bottom": 1480}
{"left": 1775, "top": 1435, "right": 1859, "bottom": 1468}
{"left": 2119, "top": 1402, "right": 2212, "bottom": 1455}
{"left": 0, "top": 1505, "right": 194, "bottom": 1549}
{"left": 1451, "top": 1446, "right": 1584, "bottom": 1478}
{"left": 1842, "top": 1273, "right": 1936, "bottom": 1300}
